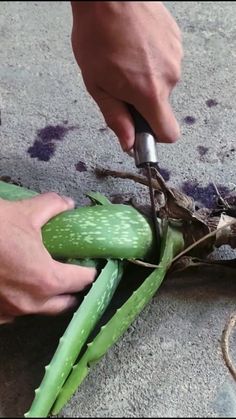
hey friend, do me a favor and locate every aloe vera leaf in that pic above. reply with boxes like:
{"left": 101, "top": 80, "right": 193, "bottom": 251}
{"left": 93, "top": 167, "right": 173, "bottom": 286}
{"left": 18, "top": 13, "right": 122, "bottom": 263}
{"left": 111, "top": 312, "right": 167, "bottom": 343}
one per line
{"left": 0, "top": 180, "right": 38, "bottom": 200}
{"left": 0, "top": 182, "right": 111, "bottom": 206}
{"left": 85, "top": 191, "right": 112, "bottom": 205}
{"left": 0, "top": 181, "right": 155, "bottom": 261}
{"left": 51, "top": 223, "right": 184, "bottom": 415}
{"left": 41, "top": 204, "right": 154, "bottom": 260}
{"left": 24, "top": 259, "right": 124, "bottom": 418}
{"left": 67, "top": 258, "right": 101, "bottom": 269}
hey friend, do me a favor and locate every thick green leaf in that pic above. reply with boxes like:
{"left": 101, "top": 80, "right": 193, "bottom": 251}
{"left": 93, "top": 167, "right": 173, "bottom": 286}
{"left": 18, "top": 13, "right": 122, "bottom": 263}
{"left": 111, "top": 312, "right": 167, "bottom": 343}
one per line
{"left": 25, "top": 259, "right": 124, "bottom": 418}
{"left": 52, "top": 222, "right": 184, "bottom": 414}
{"left": 85, "top": 191, "right": 112, "bottom": 206}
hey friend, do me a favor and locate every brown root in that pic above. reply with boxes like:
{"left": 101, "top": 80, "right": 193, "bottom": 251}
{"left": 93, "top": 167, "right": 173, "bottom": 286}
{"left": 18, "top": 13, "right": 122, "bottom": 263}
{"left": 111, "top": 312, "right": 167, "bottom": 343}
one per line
{"left": 221, "top": 313, "right": 236, "bottom": 381}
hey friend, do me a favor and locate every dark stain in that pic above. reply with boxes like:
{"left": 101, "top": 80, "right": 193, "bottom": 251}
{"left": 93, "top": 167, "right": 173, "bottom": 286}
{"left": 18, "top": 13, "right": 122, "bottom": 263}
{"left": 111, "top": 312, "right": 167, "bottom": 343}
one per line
{"left": 156, "top": 164, "right": 170, "bottom": 181}
{"left": 28, "top": 123, "right": 77, "bottom": 162}
{"left": 183, "top": 116, "right": 196, "bottom": 125}
{"left": 99, "top": 127, "right": 108, "bottom": 132}
{"left": 28, "top": 140, "right": 56, "bottom": 162}
{"left": 206, "top": 99, "right": 218, "bottom": 108}
{"left": 181, "top": 180, "right": 231, "bottom": 209}
{"left": 37, "top": 125, "right": 70, "bottom": 142}
{"left": 197, "top": 145, "right": 209, "bottom": 157}
{"left": 75, "top": 161, "right": 87, "bottom": 172}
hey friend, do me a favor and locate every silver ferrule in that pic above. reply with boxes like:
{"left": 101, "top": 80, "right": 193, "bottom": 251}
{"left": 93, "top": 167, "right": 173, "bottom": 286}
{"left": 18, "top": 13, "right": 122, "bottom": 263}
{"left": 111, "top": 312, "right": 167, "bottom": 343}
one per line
{"left": 134, "top": 133, "right": 158, "bottom": 168}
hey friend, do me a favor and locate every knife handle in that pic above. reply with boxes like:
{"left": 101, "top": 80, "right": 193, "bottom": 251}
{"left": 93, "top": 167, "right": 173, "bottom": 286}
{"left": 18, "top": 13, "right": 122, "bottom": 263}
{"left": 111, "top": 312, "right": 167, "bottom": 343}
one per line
{"left": 127, "top": 104, "right": 156, "bottom": 136}
{"left": 127, "top": 104, "right": 158, "bottom": 168}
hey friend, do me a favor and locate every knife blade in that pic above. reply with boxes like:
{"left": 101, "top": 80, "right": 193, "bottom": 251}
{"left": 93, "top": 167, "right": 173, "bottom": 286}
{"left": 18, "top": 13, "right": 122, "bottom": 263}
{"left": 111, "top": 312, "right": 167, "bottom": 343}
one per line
{"left": 127, "top": 104, "right": 161, "bottom": 258}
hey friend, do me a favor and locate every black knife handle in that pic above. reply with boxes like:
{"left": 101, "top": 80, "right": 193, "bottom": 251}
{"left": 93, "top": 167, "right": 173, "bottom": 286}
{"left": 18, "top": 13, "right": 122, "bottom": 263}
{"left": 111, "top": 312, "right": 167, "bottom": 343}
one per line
{"left": 127, "top": 103, "right": 156, "bottom": 137}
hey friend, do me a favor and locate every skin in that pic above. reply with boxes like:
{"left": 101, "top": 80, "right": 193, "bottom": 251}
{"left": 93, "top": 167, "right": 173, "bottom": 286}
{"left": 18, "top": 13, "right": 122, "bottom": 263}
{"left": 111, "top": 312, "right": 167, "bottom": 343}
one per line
{"left": 0, "top": 194, "right": 96, "bottom": 324}
{"left": 0, "top": 1, "right": 183, "bottom": 324}
{"left": 71, "top": 1, "right": 183, "bottom": 151}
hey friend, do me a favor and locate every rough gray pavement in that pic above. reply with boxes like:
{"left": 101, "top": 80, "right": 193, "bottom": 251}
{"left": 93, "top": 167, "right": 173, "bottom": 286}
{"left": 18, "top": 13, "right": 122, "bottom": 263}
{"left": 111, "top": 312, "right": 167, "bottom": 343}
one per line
{"left": 0, "top": 1, "right": 236, "bottom": 417}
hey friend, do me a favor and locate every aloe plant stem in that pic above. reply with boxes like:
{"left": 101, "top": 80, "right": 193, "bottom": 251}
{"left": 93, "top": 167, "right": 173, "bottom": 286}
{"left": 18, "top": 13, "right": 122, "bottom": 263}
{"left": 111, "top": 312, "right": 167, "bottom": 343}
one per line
{"left": 24, "top": 259, "right": 124, "bottom": 418}
{"left": 52, "top": 223, "right": 184, "bottom": 415}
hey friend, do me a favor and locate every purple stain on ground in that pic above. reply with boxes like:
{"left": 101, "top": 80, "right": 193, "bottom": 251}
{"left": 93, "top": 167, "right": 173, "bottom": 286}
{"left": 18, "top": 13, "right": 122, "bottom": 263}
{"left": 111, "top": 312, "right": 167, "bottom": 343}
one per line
{"left": 217, "top": 184, "right": 232, "bottom": 197}
{"left": 197, "top": 145, "right": 209, "bottom": 157}
{"left": 156, "top": 164, "right": 170, "bottom": 181}
{"left": 181, "top": 180, "right": 231, "bottom": 209}
{"left": 28, "top": 123, "right": 78, "bottom": 161}
{"left": 75, "top": 161, "right": 87, "bottom": 172}
{"left": 28, "top": 141, "right": 56, "bottom": 162}
{"left": 206, "top": 99, "right": 218, "bottom": 108}
{"left": 37, "top": 125, "right": 70, "bottom": 143}
{"left": 183, "top": 116, "right": 196, "bottom": 125}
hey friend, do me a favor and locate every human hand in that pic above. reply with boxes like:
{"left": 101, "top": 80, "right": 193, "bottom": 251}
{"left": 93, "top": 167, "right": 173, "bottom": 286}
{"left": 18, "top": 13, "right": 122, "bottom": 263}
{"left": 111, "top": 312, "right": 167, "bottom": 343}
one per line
{"left": 0, "top": 193, "right": 96, "bottom": 325}
{"left": 71, "top": 1, "right": 183, "bottom": 151}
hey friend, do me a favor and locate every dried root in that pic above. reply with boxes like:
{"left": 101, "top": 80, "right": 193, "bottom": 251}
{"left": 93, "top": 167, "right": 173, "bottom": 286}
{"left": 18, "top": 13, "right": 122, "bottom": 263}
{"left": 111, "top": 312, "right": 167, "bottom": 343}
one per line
{"left": 221, "top": 313, "right": 236, "bottom": 381}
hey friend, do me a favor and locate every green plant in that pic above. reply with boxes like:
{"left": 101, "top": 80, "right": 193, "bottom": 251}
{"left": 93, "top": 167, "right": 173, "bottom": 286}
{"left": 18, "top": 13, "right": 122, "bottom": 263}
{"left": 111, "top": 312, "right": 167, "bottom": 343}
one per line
{"left": 0, "top": 168, "right": 235, "bottom": 417}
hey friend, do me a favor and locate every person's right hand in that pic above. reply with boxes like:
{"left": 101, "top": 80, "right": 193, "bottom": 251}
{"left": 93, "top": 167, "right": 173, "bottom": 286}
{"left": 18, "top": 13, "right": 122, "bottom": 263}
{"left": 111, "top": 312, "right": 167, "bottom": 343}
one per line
{"left": 0, "top": 193, "right": 96, "bottom": 325}
{"left": 71, "top": 1, "right": 183, "bottom": 151}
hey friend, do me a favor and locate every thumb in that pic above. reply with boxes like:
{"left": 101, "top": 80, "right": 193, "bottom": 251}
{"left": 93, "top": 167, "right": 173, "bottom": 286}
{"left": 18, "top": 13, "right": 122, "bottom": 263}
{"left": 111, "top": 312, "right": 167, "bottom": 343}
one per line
{"left": 94, "top": 91, "right": 135, "bottom": 151}
{"left": 20, "top": 192, "right": 75, "bottom": 229}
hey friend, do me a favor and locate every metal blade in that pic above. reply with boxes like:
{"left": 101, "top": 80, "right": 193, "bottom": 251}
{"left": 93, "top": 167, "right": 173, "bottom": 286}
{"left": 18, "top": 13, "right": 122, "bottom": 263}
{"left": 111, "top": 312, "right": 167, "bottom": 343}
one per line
{"left": 146, "top": 163, "right": 161, "bottom": 256}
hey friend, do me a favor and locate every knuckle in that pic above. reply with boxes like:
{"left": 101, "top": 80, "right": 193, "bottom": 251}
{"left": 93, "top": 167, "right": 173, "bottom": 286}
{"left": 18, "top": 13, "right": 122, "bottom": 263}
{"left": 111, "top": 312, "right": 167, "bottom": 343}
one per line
{"left": 172, "top": 62, "right": 182, "bottom": 82}
{"left": 36, "top": 276, "right": 56, "bottom": 296}
{"left": 28, "top": 268, "right": 57, "bottom": 297}
{"left": 168, "top": 63, "right": 182, "bottom": 85}
{"left": 141, "top": 78, "right": 162, "bottom": 103}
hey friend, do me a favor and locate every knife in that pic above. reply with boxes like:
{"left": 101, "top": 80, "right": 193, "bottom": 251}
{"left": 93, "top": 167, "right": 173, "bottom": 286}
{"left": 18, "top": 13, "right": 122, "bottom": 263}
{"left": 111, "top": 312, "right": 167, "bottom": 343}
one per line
{"left": 127, "top": 104, "right": 161, "bottom": 257}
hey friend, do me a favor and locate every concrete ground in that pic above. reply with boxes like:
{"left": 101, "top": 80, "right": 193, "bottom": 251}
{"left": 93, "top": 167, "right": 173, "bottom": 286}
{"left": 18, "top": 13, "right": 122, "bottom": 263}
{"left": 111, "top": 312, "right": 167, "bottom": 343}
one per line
{"left": 0, "top": 1, "right": 236, "bottom": 417}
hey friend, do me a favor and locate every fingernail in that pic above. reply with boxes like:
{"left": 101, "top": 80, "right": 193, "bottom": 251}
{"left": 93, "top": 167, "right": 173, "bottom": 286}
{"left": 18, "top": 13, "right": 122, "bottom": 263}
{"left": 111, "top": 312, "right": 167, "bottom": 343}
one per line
{"left": 120, "top": 140, "right": 134, "bottom": 153}
{"left": 61, "top": 196, "right": 75, "bottom": 207}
